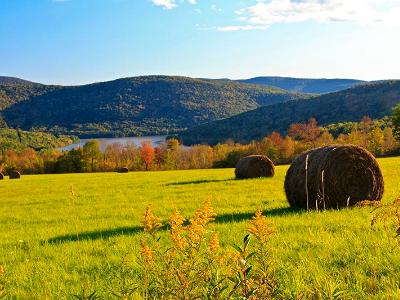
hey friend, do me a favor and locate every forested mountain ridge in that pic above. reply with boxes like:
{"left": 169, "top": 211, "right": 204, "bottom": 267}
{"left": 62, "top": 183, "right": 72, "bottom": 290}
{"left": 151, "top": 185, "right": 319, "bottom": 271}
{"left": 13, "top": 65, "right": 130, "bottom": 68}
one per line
{"left": 180, "top": 80, "right": 400, "bottom": 145}
{"left": 0, "top": 76, "right": 35, "bottom": 85}
{"left": 1, "top": 76, "right": 305, "bottom": 137}
{"left": 238, "top": 76, "right": 364, "bottom": 94}
{"left": 0, "top": 80, "right": 60, "bottom": 110}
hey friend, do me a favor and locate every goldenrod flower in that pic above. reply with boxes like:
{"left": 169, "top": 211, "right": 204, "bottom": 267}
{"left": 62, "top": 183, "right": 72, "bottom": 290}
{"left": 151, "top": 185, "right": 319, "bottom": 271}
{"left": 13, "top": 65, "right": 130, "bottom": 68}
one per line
{"left": 247, "top": 209, "right": 275, "bottom": 243}
{"left": 186, "top": 199, "right": 217, "bottom": 244}
{"left": 142, "top": 205, "right": 162, "bottom": 238}
{"left": 169, "top": 208, "right": 184, "bottom": 231}
{"left": 209, "top": 232, "right": 220, "bottom": 253}
{"left": 140, "top": 240, "right": 154, "bottom": 264}
{"left": 169, "top": 208, "right": 186, "bottom": 250}
{"left": 0, "top": 266, "right": 4, "bottom": 276}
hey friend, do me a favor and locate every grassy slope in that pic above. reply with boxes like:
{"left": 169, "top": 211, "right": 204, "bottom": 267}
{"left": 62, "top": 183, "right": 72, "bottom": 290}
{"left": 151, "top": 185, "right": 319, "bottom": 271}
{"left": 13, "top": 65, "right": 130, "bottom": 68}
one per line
{"left": 1, "top": 158, "right": 400, "bottom": 298}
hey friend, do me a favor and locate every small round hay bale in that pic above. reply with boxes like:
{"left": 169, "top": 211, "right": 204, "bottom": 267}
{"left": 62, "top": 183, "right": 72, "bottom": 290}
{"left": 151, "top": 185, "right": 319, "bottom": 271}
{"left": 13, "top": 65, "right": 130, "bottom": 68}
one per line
{"left": 9, "top": 170, "right": 21, "bottom": 179}
{"left": 284, "top": 145, "right": 384, "bottom": 210}
{"left": 118, "top": 167, "right": 129, "bottom": 173}
{"left": 235, "top": 155, "right": 275, "bottom": 179}
{"left": 0, "top": 172, "right": 4, "bottom": 180}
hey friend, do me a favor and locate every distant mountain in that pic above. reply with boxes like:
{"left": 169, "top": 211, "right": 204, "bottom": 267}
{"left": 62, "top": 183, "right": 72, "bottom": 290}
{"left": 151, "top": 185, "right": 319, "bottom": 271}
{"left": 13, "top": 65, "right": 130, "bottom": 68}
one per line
{"left": 0, "top": 76, "right": 34, "bottom": 85}
{"left": 0, "top": 76, "right": 305, "bottom": 137}
{"left": 238, "top": 76, "right": 364, "bottom": 94}
{"left": 0, "top": 78, "right": 60, "bottom": 111}
{"left": 180, "top": 81, "right": 400, "bottom": 145}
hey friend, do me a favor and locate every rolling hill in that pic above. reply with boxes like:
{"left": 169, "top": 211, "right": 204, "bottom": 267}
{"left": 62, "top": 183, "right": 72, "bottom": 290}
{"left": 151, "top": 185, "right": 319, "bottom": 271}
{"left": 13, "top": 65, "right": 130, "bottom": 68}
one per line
{"left": 180, "top": 80, "right": 400, "bottom": 145}
{"left": 0, "top": 76, "right": 35, "bottom": 85}
{"left": 239, "top": 76, "right": 364, "bottom": 94}
{"left": 0, "top": 76, "right": 305, "bottom": 137}
{"left": 0, "top": 78, "right": 60, "bottom": 111}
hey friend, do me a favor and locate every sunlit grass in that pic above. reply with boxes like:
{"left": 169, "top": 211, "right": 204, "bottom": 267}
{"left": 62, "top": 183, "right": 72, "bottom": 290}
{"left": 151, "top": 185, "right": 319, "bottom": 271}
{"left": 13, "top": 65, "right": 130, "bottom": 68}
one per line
{"left": 1, "top": 157, "right": 400, "bottom": 298}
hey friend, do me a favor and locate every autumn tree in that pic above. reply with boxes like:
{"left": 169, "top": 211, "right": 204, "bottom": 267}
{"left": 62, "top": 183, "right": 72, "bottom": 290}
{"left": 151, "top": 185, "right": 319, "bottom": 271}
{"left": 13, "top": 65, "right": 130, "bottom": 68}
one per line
{"left": 288, "top": 118, "right": 321, "bottom": 145}
{"left": 83, "top": 140, "right": 102, "bottom": 172}
{"left": 55, "top": 149, "right": 86, "bottom": 173}
{"left": 258, "top": 137, "right": 279, "bottom": 161}
{"left": 368, "top": 127, "right": 384, "bottom": 155}
{"left": 280, "top": 136, "right": 295, "bottom": 160}
{"left": 382, "top": 127, "right": 397, "bottom": 153}
{"left": 104, "top": 143, "right": 124, "bottom": 170}
{"left": 393, "top": 104, "right": 400, "bottom": 141}
{"left": 315, "top": 131, "right": 334, "bottom": 147}
{"left": 140, "top": 141, "right": 155, "bottom": 171}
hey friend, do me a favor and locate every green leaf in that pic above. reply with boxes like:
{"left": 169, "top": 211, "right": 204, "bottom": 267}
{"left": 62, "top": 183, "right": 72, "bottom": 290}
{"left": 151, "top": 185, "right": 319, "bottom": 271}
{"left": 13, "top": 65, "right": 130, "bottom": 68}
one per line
{"left": 231, "top": 244, "right": 242, "bottom": 253}
{"left": 246, "top": 252, "right": 256, "bottom": 261}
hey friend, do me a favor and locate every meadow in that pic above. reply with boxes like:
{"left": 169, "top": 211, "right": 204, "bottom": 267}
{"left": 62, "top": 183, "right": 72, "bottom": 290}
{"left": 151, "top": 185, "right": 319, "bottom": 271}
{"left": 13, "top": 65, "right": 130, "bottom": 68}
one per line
{"left": 1, "top": 157, "right": 400, "bottom": 299}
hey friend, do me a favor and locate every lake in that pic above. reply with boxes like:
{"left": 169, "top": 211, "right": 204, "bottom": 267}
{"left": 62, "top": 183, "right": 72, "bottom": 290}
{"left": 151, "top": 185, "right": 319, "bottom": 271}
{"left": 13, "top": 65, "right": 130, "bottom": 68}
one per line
{"left": 59, "top": 135, "right": 167, "bottom": 151}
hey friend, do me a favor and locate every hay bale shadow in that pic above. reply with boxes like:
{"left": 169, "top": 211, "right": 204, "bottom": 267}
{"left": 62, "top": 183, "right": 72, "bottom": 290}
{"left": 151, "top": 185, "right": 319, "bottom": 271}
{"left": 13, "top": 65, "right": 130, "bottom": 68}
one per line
{"left": 45, "top": 207, "right": 301, "bottom": 244}
{"left": 46, "top": 225, "right": 153, "bottom": 244}
{"left": 166, "top": 179, "right": 234, "bottom": 186}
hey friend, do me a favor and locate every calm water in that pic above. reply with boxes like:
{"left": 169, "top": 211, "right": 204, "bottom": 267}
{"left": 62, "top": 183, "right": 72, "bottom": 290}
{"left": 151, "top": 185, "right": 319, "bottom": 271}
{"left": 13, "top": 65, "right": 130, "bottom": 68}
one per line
{"left": 59, "top": 135, "right": 167, "bottom": 151}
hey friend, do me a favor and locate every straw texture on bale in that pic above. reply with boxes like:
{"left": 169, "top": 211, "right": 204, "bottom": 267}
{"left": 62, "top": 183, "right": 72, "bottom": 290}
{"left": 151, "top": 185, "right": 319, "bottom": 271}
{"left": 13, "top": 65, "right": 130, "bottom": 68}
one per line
{"left": 0, "top": 173, "right": 3, "bottom": 180}
{"left": 9, "top": 170, "right": 21, "bottom": 179}
{"left": 235, "top": 155, "right": 275, "bottom": 179}
{"left": 118, "top": 167, "right": 129, "bottom": 173}
{"left": 284, "top": 145, "right": 384, "bottom": 210}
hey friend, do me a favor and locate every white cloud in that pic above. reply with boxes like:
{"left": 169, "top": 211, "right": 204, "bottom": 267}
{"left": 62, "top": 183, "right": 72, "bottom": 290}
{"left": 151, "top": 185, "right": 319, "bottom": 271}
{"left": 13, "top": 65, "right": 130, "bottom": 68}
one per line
{"left": 150, "top": 0, "right": 198, "bottom": 10}
{"left": 217, "top": 25, "right": 268, "bottom": 32}
{"left": 151, "top": 0, "right": 176, "bottom": 10}
{"left": 221, "top": 0, "right": 400, "bottom": 31}
{"left": 211, "top": 4, "right": 222, "bottom": 12}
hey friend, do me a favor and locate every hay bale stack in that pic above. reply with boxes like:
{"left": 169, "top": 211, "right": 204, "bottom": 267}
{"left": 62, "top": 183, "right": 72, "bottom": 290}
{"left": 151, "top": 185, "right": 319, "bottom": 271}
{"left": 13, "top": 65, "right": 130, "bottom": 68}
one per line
{"left": 235, "top": 155, "right": 275, "bottom": 179}
{"left": 9, "top": 170, "right": 21, "bottom": 179}
{"left": 284, "top": 145, "right": 384, "bottom": 210}
{"left": 118, "top": 167, "right": 129, "bottom": 173}
{"left": 0, "top": 173, "right": 4, "bottom": 180}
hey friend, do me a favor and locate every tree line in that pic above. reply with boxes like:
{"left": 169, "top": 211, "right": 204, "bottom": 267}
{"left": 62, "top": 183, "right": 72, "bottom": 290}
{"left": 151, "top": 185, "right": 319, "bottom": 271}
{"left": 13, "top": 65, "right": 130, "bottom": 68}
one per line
{"left": 1, "top": 112, "right": 400, "bottom": 175}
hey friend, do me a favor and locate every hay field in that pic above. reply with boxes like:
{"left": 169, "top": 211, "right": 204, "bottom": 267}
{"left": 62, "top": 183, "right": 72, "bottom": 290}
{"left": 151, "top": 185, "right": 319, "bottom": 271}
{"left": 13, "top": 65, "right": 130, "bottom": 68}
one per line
{"left": 1, "top": 157, "right": 400, "bottom": 298}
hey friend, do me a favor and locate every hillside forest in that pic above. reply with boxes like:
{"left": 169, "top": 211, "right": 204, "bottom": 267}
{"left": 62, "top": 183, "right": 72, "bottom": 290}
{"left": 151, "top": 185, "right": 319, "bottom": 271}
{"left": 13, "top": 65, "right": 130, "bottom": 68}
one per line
{"left": 0, "top": 76, "right": 303, "bottom": 137}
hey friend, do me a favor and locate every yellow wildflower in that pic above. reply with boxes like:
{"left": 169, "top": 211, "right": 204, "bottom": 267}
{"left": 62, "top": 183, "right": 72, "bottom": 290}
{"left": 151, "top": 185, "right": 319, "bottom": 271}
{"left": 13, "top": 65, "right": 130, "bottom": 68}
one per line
{"left": 209, "top": 232, "right": 220, "bottom": 253}
{"left": 169, "top": 208, "right": 185, "bottom": 231}
{"left": 142, "top": 205, "right": 162, "bottom": 238}
{"left": 140, "top": 240, "right": 154, "bottom": 264}
{"left": 247, "top": 209, "right": 275, "bottom": 243}
{"left": 187, "top": 199, "right": 217, "bottom": 243}
{"left": 0, "top": 266, "right": 4, "bottom": 276}
{"left": 169, "top": 208, "right": 186, "bottom": 250}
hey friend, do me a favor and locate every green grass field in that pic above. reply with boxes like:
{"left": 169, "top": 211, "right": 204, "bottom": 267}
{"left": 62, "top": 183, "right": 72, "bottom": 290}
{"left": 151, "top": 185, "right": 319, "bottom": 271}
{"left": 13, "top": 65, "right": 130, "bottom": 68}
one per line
{"left": 1, "top": 157, "right": 400, "bottom": 299}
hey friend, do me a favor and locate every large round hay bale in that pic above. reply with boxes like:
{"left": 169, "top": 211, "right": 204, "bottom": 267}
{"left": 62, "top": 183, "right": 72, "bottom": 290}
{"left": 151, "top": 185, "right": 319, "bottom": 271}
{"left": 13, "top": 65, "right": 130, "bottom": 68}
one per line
{"left": 118, "top": 167, "right": 129, "bottom": 173}
{"left": 235, "top": 155, "right": 275, "bottom": 179}
{"left": 284, "top": 145, "right": 384, "bottom": 210}
{"left": 9, "top": 170, "right": 21, "bottom": 179}
{"left": 0, "top": 173, "right": 4, "bottom": 180}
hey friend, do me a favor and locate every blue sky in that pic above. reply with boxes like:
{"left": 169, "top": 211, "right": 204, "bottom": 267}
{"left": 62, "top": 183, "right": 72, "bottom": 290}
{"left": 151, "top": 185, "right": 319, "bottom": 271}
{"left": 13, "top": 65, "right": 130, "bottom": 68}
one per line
{"left": 1, "top": 0, "right": 400, "bottom": 85}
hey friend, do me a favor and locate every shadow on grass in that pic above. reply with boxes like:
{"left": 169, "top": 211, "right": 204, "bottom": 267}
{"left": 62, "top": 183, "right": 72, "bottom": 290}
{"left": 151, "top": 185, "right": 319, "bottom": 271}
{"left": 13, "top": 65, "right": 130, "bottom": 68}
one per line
{"left": 214, "top": 206, "right": 302, "bottom": 224}
{"left": 166, "top": 179, "right": 235, "bottom": 186}
{"left": 46, "top": 207, "right": 303, "bottom": 244}
{"left": 46, "top": 225, "right": 166, "bottom": 244}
